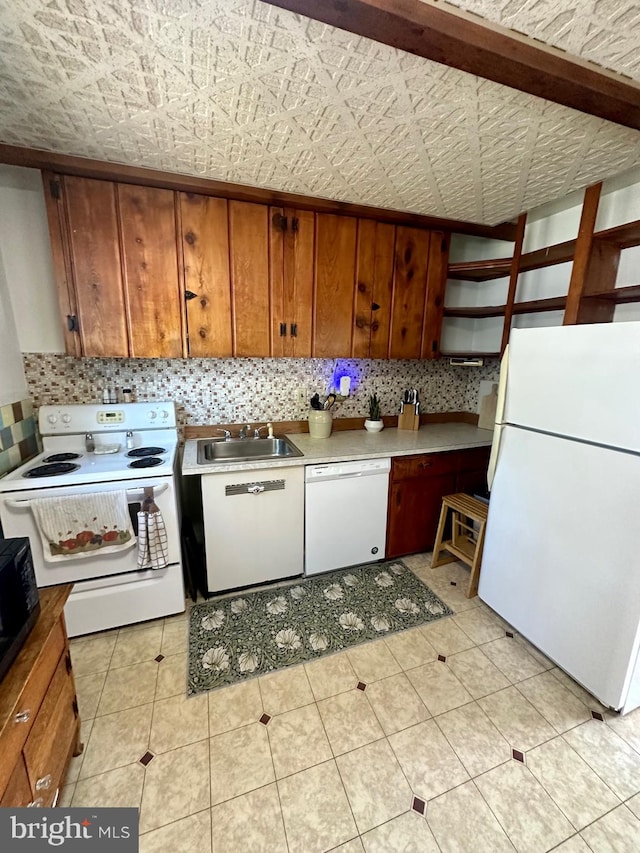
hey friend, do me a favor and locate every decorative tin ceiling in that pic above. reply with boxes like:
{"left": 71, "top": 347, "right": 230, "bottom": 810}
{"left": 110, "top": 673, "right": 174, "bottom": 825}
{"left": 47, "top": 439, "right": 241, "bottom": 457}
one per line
{"left": 0, "top": 0, "right": 639, "bottom": 226}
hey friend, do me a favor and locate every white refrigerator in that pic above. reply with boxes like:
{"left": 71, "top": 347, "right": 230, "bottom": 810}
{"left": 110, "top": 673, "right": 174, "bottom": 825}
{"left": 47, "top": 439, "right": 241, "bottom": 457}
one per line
{"left": 479, "top": 321, "right": 640, "bottom": 713}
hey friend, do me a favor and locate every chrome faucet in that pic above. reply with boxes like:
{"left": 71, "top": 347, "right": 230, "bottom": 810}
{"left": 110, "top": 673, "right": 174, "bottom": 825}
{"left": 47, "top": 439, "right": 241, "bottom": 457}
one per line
{"left": 253, "top": 422, "right": 274, "bottom": 438}
{"left": 214, "top": 428, "right": 232, "bottom": 441}
{"left": 238, "top": 424, "right": 251, "bottom": 440}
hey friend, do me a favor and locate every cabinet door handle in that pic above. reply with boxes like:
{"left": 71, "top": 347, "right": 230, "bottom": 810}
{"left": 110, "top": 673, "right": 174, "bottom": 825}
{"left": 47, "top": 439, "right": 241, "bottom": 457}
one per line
{"left": 14, "top": 709, "right": 31, "bottom": 724}
{"left": 247, "top": 484, "right": 266, "bottom": 495}
{"left": 280, "top": 322, "right": 287, "bottom": 336}
{"left": 35, "top": 774, "right": 52, "bottom": 791}
{"left": 418, "top": 461, "right": 432, "bottom": 469}
{"left": 291, "top": 217, "right": 299, "bottom": 232}
{"left": 290, "top": 323, "right": 298, "bottom": 337}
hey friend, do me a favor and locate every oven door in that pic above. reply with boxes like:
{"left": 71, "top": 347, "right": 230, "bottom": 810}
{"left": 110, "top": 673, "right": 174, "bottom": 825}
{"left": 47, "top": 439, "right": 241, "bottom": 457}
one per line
{"left": 0, "top": 476, "right": 180, "bottom": 587}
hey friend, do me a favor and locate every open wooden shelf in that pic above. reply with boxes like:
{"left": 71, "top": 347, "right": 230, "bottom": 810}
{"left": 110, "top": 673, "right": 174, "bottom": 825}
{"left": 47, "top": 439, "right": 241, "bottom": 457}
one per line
{"left": 444, "top": 295, "right": 567, "bottom": 319}
{"left": 447, "top": 219, "right": 640, "bottom": 282}
{"left": 443, "top": 189, "right": 640, "bottom": 358}
{"left": 583, "top": 284, "right": 640, "bottom": 303}
{"left": 446, "top": 258, "right": 512, "bottom": 282}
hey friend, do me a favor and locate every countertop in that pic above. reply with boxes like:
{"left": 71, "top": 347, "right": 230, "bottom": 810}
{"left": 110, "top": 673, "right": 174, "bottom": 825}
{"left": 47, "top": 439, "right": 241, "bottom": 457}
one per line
{"left": 182, "top": 422, "right": 493, "bottom": 476}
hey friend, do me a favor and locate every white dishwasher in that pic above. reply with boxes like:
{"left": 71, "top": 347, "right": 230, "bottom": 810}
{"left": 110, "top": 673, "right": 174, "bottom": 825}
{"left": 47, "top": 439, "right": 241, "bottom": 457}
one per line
{"left": 305, "top": 458, "right": 391, "bottom": 576}
{"left": 202, "top": 466, "right": 304, "bottom": 593}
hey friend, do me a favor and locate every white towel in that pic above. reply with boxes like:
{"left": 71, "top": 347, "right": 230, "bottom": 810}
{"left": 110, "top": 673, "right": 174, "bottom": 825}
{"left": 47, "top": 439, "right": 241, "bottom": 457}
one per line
{"left": 31, "top": 491, "right": 136, "bottom": 562}
{"left": 137, "top": 489, "right": 169, "bottom": 570}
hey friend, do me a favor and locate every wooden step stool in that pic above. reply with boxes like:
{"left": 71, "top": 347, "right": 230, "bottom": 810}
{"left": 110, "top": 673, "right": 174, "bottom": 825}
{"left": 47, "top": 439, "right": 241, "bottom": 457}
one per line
{"left": 431, "top": 493, "right": 489, "bottom": 598}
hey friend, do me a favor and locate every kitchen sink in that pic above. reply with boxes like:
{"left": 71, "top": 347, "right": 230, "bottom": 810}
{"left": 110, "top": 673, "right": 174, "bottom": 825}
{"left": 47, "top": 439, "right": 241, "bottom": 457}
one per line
{"left": 197, "top": 435, "right": 304, "bottom": 464}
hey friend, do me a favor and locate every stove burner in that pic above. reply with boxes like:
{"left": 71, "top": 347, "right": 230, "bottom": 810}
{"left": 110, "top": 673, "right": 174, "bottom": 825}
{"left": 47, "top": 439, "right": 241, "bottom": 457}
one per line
{"left": 128, "top": 457, "right": 163, "bottom": 469}
{"left": 23, "top": 462, "right": 81, "bottom": 478}
{"left": 43, "top": 452, "right": 82, "bottom": 462}
{"left": 127, "top": 447, "right": 166, "bottom": 458}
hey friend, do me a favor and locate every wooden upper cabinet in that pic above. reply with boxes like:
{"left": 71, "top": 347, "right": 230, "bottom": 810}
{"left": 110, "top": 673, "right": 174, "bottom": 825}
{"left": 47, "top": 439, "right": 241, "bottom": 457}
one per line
{"left": 270, "top": 208, "right": 314, "bottom": 358}
{"left": 389, "top": 226, "right": 432, "bottom": 359}
{"left": 180, "top": 193, "right": 232, "bottom": 357}
{"left": 313, "top": 214, "right": 358, "bottom": 357}
{"left": 421, "top": 231, "right": 450, "bottom": 359}
{"left": 117, "top": 184, "right": 183, "bottom": 358}
{"left": 353, "top": 220, "right": 395, "bottom": 358}
{"left": 228, "top": 201, "right": 271, "bottom": 357}
{"left": 58, "top": 176, "right": 129, "bottom": 357}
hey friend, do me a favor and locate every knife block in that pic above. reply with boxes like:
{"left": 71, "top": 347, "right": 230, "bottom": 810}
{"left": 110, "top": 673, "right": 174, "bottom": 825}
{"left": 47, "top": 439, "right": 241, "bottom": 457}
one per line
{"left": 398, "top": 404, "right": 420, "bottom": 431}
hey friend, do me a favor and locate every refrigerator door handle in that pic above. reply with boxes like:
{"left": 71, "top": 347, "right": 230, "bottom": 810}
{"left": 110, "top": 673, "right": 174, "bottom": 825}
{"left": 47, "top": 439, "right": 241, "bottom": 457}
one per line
{"left": 487, "top": 422, "right": 503, "bottom": 490}
{"left": 495, "top": 344, "right": 509, "bottom": 426}
{"left": 487, "top": 344, "right": 509, "bottom": 492}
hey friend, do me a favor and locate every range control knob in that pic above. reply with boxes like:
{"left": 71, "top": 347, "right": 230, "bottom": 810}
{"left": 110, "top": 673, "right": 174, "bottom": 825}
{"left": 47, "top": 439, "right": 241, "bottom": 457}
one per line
{"left": 62, "top": 414, "right": 71, "bottom": 424}
{"left": 148, "top": 411, "right": 157, "bottom": 420}
{"left": 160, "top": 410, "right": 169, "bottom": 420}
{"left": 47, "top": 414, "right": 58, "bottom": 424}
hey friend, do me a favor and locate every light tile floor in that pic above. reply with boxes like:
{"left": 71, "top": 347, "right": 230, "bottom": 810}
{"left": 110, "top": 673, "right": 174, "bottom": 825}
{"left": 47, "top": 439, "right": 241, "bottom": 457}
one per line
{"left": 63, "top": 552, "right": 640, "bottom": 852}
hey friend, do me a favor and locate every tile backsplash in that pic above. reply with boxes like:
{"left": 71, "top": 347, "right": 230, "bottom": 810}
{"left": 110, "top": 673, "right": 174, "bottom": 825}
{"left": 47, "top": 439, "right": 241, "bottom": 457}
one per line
{"left": 0, "top": 397, "right": 39, "bottom": 476}
{"left": 22, "top": 354, "right": 500, "bottom": 430}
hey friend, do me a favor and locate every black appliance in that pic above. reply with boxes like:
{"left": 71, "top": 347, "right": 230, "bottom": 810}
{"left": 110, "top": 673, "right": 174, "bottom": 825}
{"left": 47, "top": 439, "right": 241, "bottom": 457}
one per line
{"left": 0, "top": 538, "right": 40, "bottom": 683}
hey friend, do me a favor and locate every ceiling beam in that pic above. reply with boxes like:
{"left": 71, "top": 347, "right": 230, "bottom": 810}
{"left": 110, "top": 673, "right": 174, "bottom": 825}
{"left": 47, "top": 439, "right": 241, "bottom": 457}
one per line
{"left": 264, "top": 0, "right": 640, "bottom": 131}
{"left": 0, "top": 143, "right": 517, "bottom": 241}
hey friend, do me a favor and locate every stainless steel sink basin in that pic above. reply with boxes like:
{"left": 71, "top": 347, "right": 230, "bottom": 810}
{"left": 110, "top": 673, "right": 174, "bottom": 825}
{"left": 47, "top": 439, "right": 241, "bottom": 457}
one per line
{"left": 197, "top": 435, "right": 303, "bottom": 464}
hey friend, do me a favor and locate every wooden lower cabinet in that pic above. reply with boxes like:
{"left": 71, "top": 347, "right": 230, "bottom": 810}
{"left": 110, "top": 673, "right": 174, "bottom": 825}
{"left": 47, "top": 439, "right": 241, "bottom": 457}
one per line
{"left": 0, "top": 585, "right": 82, "bottom": 807}
{"left": 386, "top": 446, "right": 491, "bottom": 558}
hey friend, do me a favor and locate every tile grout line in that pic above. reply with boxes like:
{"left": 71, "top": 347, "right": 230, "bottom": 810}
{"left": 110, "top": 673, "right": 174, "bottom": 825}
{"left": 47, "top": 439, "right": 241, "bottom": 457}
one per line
{"left": 257, "top": 669, "right": 291, "bottom": 853}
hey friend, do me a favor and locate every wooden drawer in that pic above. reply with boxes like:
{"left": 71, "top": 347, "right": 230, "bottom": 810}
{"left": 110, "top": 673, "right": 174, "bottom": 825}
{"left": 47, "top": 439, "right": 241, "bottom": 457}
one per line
{"left": 23, "top": 651, "right": 77, "bottom": 801}
{"left": 0, "top": 619, "right": 65, "bottom": 795}
{"left": 391, "top": 452, "right": 457, "bottom": 482}
{"left": 0, "top": 755, "right": 32, "bottom": 807}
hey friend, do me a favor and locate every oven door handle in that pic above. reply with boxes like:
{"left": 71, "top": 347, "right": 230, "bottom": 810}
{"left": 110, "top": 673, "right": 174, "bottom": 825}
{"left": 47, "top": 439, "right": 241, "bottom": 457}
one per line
{"left": 5, "top": 483, "right": 169, "bottom": 509}
{"left": 125, "top": 484, "right": 169, "bottom": 502}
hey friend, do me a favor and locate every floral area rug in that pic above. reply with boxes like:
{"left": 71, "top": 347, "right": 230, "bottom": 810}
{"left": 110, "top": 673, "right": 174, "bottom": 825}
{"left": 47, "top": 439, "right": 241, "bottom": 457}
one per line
{"left": 187, "top": 560, "right": 453, "bottom": 695}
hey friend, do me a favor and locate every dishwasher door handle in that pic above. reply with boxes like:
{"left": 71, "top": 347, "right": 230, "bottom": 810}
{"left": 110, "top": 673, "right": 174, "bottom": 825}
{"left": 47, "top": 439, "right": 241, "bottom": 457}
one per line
{"left": 225, "top": 480, "right": 285, "bottom": 496}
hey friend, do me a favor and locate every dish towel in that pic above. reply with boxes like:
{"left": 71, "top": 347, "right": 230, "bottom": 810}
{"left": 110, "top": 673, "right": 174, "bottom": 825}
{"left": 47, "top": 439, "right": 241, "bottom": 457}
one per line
{"left": 31, "top": 491, "right": 135, "bottom": 562}
{"left": 137, "top": 487, "right": 169, "bottom": 570}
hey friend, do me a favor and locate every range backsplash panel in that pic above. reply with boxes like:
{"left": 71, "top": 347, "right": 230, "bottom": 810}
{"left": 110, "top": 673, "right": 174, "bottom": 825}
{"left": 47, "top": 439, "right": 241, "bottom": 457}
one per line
{"left": 22, "top": 354, "right": 500, "bottom": 432}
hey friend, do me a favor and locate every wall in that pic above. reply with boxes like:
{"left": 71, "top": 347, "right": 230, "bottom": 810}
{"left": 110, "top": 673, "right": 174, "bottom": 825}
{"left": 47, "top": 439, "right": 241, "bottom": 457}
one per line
{"left": 0, "top": 166, "right": 64, "bottom": 353}
{"left": 0, "top": 221, "right": 37, "bottom": 475}
{"left": 22, "top": 353, "right": 500, "bottom": 432}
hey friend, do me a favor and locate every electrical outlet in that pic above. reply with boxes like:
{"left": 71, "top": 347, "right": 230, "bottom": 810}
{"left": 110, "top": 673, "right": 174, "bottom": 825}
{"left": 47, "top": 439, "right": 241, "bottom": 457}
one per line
{"left": 296, "top": 386, "right": 307, "bottom": 407}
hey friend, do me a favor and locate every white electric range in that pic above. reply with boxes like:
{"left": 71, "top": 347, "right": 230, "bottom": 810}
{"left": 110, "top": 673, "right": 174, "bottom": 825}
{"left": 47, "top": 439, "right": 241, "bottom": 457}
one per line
{"left": 0, "top": 403, "right": 185, "bottom": 637}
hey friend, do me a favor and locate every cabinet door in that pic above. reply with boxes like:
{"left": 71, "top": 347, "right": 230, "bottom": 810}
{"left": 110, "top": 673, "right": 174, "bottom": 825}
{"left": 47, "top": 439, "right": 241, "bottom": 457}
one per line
{"left": 23, "top": 652, "right": 77, "bottom": 805}
{"left": 285, "top": 208, "right": 314, "bottom": 357}
{"left": 421, "top": 232, "right": 450, "bottom": 359}
{"left": 270, "top": 208, "right": 314, "bottom": 357}
{"left": 180, "top": 193, "right": 233, "bottom": 357}
{"left": 389, "top": 226, "right": 431, "bottom": 359}
{"left": 455, "top": 446, "right": 491, "bottom": 495}
{"left": 387, "top": 471, "right": 456, "bottom": 558}
{"left": 63, "top": 176, "right": 129, "bottom": 356}
{"left": 229, "top": 201, "right": 271, "bottom": 357}
{"left": 313, "top": 214, "right": 357, "bottom": 357}
{"left": 0, "top": 756, "right": 33, "bottom": 807}
{"left": 353, "top": 220, "right": 395, "bottom": 358}
{"left": 118, "top": 184, "right": 183, "bottom": 358}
